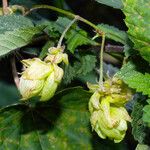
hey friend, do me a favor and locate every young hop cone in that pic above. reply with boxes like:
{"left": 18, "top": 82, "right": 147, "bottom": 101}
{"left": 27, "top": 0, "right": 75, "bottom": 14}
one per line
{"left": 88, "top": 77, "right": 132, "bottom": 143}
{"left": 19, "top": 46, "right": 68, "bottom": 101}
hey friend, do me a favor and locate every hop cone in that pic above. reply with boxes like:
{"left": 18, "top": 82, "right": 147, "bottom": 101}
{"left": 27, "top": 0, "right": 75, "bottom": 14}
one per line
{"left": 19, "top": 47, "right": 68, "bottom": 101}
{"left": 88, "top": 77, "right": 132, "bottom": 143}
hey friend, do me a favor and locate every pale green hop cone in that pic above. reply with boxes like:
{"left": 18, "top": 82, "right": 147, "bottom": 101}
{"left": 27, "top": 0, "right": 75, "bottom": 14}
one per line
{"left": 88, "top": 77, "right": 132, "bottom": 143}
{"left": 18, "top": 58, "right": 64, "bottom": 101}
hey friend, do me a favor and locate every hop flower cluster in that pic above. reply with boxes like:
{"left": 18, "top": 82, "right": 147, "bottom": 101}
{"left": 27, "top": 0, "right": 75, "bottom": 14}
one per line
{"left": 19, "top": 47, "right": 68, "bottom": 101}
{"left": 88, "top": 77, "right": 132, "bottom": 143}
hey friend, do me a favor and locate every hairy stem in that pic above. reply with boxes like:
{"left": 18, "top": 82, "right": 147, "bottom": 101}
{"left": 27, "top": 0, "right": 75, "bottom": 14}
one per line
{"left": 57, "top": 16, "right": 78, "bottom": 48}
{"left": 99, "top": 34, "right": 106, "bottom": 86}
{"left": 2, "top": 0, "right": 8, "bottom": 15}
{"left": 25, "top": 5, "right": 103, "bottom": 34}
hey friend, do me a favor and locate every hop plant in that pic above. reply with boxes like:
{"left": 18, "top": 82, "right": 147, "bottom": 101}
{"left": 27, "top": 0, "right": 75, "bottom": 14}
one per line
{"left": 88, "top": 77, "right": 132, "bottom": 143}
{"left": 19, "top": 47, "right": 68, "bottom": 101}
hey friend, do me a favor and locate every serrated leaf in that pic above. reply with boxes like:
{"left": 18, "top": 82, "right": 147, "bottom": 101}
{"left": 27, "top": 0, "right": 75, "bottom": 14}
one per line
{"left": 143, "top": 99, "right": 150, "bottom": 127}
{"left": 136, "top": 144, "right": 150, "bottom": 150}
{"left": 74, "top": 55, "right": 97, "bottom": 75}
{"left": 0, "top": 25, "right": 45, "bottom": 57}
{"left": 63, "top": 65, "right": 76, "bottom": 84}
{"left": 123, "top": 0, "right": 150, "bottom": 62}
{"left": 97, "top": 24, "right": 129, "bottom": 45}
{"left": 95, "top": 0, "right": 123, "bottom": 9}
{"left": 97, "top": 24, "right": 133, "bottom": 57}
{"left": 63, "top": 55, "right": 97, "bottom": 84}
{"left": 117, "top": 62, "right": 150, "bottom": 97}
{"left": 45, "top": 17, "right": 98, "bottom": 53}
{"left": 131, "top": 95, "right": 146, "bottom": 143}
{"left": 0, "top": 15, "right": 34, "bottom": 34}
{"left": 67, "top": 29, "right": 96, "bottom": 53}
{"left": 0, "top": 87, "right": 128, "bottom": 150}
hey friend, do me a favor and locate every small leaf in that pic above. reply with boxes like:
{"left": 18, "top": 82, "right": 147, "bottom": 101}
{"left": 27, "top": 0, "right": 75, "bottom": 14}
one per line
{"left": 74, "top": 55, "right": 97, "bottom": 75}
{"left": 0, "top": 87, "right": 128, "bottom": 149}
{"left": 63, "top": 55, "right": 97, "bottom": 84}
{"left": 63, "top": 65, "right": 76, "bottom": 84}
{"left": 95, "top": 0, "right": 123, "bottom": 9}
{"left": 67, "top": 29, "right": 96, "bottom": 53}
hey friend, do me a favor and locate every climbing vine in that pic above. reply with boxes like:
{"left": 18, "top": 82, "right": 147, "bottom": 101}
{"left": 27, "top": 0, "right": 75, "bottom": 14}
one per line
{"left": 0, "top": 0, "right": 150, "bottom": 149}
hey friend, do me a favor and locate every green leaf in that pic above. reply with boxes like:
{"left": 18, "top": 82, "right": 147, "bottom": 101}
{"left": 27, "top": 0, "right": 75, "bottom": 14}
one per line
{"left": 143, "top": 99, "right": 150, "bottom": 127}
{"left": 97, "top": 24, "right": 133, "bottom": 57}
{"left": 131, "top": 95, "right": 147, "bottom": 143}
{"left": 0, "top": 82, "right": 20, "bottom": 107}
{"left": 46, "top": 17, "right": 98, "bottom": 53}
{"left": 136, "top": 144, "right": 150, "bottom": 150}
{"left": 63, "top": 54, "right": 97, "bottom": 84}
{"left": 0, "top": 15, "right": 34, "bottom": 34}
{"left": 95, "top": 0, "right": 123, "bottom": 9}
{"left": 117, "top": 61, "right": 150, "bottom": 97}
{"left": 67, "top": 29, "right": 96, "bottom": 53}
{"left": 97, "top": 24, "right": 129, "bottom": 45}
{"left": 0, "top": 87, "right": 128, "bottom": 149}
{"left": 63, "top": 65, "right": 76, "bottom": 84}
{"left": 74, "top": 55, "right": 97, "bottom": 75}
{"left": 122, "top": 0, "right": 150, "bottom": 62}
{"left": 39, "top": 41, "right": 55, "bottom": 59}
{"left": 0, "top": 25, "right": 45, "bottom": 57}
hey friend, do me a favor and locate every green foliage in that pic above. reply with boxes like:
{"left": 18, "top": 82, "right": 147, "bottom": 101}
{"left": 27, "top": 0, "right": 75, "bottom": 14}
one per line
{"left": 97, "top": 24, "right": 129, "bottom": 45}
{"left": 44, "top": 17, "right": 98, "bottom": 53}
{"left": 67, "top": 29, "right": 94, "bottom": 53}
{"left": 0, "top": 82, "right": 20, "bottom": 107}
{"left": 143, "top": 99, "right": 150, "bottom": 127}
{"left": 39, "top": 41, "right": 55, "bottom": 59}
{"left": 0, "top": 15, "right": 33, "bottom": 34}
{"left": 63, "top": 54, "right": 97, "bottom": 84}
{"left": 0, "top": 25, "right": 45, "bottom": 57}
{"left": 0, "top": 0, "right": 150, "bottom": 148}
{"left": 117, "top": 62, "right": 150, "bottom": 97}
{"left": 95, "top": 0, "right": 123, "bottom": 9}
{"left": 131, "top": 95, "right": 147, "bottom": 143}
{"left": 9, "top": 0, "right": 44, "bottom": 7}
{"left": 123, "top": 0, "right": 150, "bottom": 63}
{"left": 0, "top": 87, "right": 128, "bottom": 150}
{"left": 0, "top": 15, "right": 45, "bottom": 57}
{"left": 97, "top": 24, "right": 132, "bottom": 57}
{"left": 136, "top": 144, "right": 150, "bottom": 150}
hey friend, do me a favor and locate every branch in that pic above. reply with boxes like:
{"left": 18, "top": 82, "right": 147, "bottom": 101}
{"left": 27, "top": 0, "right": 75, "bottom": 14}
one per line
{"left": 2, "top": 0, "right": 9, "bottom": 15}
